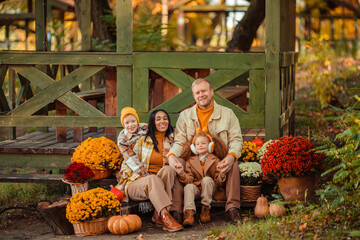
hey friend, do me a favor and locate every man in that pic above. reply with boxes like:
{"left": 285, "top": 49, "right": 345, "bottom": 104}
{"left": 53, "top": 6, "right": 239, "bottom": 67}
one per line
{"left": 167, "top": 78, "right": 243, "bottom": 222}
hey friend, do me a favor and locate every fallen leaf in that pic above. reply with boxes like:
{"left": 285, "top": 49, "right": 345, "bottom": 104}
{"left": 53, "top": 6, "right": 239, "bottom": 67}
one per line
{"left": 137, "top": 233, "right": 144, "bottom": 240}
{"left": 299, "top": 223, "right": 307, "bottom": 232}
{"left": 217, "top": 232, "right": 227, "bottom": 240}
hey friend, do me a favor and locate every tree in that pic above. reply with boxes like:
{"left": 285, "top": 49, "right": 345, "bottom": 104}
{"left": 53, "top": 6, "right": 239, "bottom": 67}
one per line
{"left": 226, "top": 0, "right": 265, "bottom": 52}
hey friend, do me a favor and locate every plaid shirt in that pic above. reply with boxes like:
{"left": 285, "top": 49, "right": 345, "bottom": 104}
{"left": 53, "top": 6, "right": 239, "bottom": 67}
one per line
{"left": 116, "top": 132, "right": 173, "bottom": 202}
{"left": 117, "top": 123, "right": 148, "bottom": 173}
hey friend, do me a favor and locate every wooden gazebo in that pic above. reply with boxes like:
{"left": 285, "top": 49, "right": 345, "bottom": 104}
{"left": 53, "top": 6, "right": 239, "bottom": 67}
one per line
{"left": 0, "top": 0, "right": 297, "bottom": 173}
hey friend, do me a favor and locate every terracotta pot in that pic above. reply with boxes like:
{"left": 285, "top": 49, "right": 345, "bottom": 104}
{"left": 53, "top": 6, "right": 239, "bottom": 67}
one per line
{"left": 278, "top": 175, "right": 316, "bottom": 201}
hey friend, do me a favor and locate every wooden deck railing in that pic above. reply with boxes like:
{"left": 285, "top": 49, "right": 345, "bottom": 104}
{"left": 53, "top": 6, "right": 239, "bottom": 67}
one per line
{"left": 0, "top": 51, "right": 297, "bottom": 140}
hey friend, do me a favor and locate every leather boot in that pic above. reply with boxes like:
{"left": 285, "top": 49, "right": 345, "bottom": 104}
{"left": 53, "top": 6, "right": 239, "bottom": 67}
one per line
{"left": 182, "top": 209, "right": 194, "bottom": 227}
{"left": 171, "top": 210, "right": 183, "bottom": 224}
{"left": 227, "top": 207, "right": 241, "bottom": 223}
{"left": 200, "top": 205, "right": 211, "bottom": 223}
{"left": 151, "top": 209, "right": 162, "bottom": 227}
{"left": 161, "top": 212, "right": 184, "bottom": 232}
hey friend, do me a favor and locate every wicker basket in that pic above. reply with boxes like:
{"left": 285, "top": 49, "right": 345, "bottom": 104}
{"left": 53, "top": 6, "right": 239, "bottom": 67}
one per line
{"left": 72, "top": 217, "right": 109, "bottom": 237}
{"left": 240, "top": 185, "right": 261, "bottom": 202}
{"left": 62, "top": 179, "right": 88, "bottom": 196}
{"left": 91, "top": 169, "right": 113, "bottom": 180}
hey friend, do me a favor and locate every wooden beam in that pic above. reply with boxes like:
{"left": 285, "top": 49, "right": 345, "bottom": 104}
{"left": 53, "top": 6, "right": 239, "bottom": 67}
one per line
{"left": 0, "top": 116, "right": 122, "bottom": 127}
{"left": 80, "top": 0, "right": 91, "bottom": 51}
{"left": 153, "top": 87, "right": 194, "bottom": 113}
{"left": 206, "top": 69, "right": 248, "bottom": 90}
{"left": 12, "top": 65, "right": 106, "bottom": 117}
{"left": 0, "top": 52, "right": 132, "bottom": 66}
{"left": 117, "top": 66, "right": 132, "bottom": 113}
{"left": 150, "top": 68, "right": 194, "bottom": 89}
{"left": 133, "top": 52, "right": 265, "bottom": 69}
{"left": 8, "top": 65, "right": 104, "bottom": 116}
{"left": 132, "top": 67, "right": 149, "bottom": 115}
{"left": 265, "top": 0, "right": 281, "bottom": 140}
{"left": 117, "top": 0, "right": 132, "bottom": 53}
{"left": 249, "top": 69, "right": 265, "bottom": 114}
{"left": 0, "top": 153, "right": 71, "bottom": 169}
{"left": 35, "top": 0, "right": 47, "bottom": 51}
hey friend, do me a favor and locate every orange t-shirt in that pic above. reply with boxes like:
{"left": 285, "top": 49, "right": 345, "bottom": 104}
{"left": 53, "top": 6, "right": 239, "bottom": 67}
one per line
{"left": 148, "top": 132, "right": 165, "bottom": 174}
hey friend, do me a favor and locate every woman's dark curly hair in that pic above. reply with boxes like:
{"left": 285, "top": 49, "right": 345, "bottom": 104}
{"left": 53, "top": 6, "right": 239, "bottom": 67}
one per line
{"left": 145, "top": 109, "right": 173, "bottom": 152}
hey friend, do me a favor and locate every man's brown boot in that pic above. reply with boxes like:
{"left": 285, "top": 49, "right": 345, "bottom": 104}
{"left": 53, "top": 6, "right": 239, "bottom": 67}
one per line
{"left": 161, "top": 212, "right": 184, "bottom": 232}
{"left": 151, "top": 209, "right": 162, "bottom": 227}
{"left": 200, "top": 205, "right": 211, "bottom": 223}
{"left": 182, "top": 209, "right": 194, "bottom": 227}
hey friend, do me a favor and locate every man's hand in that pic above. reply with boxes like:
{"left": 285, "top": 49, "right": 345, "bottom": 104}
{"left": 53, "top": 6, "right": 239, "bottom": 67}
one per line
{"left": 217, "top": 155, "right": 235, "bottom": 175}
{"left": 174, "top": 162, "right": 185, "bottom": 176}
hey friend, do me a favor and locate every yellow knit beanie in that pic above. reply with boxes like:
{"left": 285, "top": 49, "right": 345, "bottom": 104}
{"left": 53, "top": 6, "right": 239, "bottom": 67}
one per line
{"left": 120, "top": 107, "right": 139, "bottom": 127}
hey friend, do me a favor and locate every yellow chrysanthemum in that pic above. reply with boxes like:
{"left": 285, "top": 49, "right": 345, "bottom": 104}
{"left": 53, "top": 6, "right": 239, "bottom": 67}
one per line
{"left": 66, "top": 187, "right": 120, "bottom": 223}
{"left": 71, "top": 137, "right": 123, "bottom": 170}
{"left": 238, "top": 141, "right": 261, "bottom": 163}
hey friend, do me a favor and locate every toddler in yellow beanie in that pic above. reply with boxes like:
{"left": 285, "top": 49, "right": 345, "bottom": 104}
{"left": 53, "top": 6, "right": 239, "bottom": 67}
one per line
{"left": 115, "top": 107, "right": 148, "bottom": 196}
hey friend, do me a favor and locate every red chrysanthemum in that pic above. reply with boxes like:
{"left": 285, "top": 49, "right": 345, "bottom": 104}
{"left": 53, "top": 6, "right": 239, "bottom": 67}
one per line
{"left": 261, "top": 136, "right": 324, "bottom": 179}
{"left": 64, "top": 162, "right": 95, "bottom": 183}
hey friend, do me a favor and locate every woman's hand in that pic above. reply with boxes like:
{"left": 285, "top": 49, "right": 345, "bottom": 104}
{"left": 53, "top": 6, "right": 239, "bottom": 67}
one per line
{"left": 162, "top": 139, "right": 171, "bottom": 157}
{"left": 136, "top": 167, "right": 149, "bottom": 177}
{"left": 162, "top": 148, "right": 170, "bottom": 158}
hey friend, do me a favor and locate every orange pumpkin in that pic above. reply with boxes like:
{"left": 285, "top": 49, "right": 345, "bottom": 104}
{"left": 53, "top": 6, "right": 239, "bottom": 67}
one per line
{"left": 108, "top": 214, "right": 142, "bottom": 235}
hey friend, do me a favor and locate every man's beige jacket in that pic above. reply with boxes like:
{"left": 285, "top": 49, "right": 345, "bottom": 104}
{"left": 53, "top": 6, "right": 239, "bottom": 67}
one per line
{"left": 169, "top": 101, "right": 243, "bottom": 159}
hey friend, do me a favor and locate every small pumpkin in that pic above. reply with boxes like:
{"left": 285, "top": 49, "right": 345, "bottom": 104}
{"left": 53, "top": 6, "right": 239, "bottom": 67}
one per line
{"left": 269, "top": 203, "right": 286, "bottom": 216}
{"left": 110, "top": 186, "right": 123, "bottom": 201}
{"left": 252, "top": 138, "right": 264, "bottom": 147}
{"left": 108, "top": 214, "right": 142, "bottom": 235}
{"left": 254, "top": 194, "right": 269, "bottom": 218}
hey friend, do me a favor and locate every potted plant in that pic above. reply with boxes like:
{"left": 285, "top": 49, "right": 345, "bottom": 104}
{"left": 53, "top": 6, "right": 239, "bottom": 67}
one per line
{"left": 66, "top": 187, "right": 121, "bottom": 237}
{"left": 238, "top": 162, "right": 262, "bottom": 202}
{"left": 257, "top": 139, "right": 278, "bottom": 163}
{"left": 62, "top": 162, "right": 95, "bottom": 196}
{"left": 239, "top": 141, "right": 261, "bottom": 162}
{"left": 261, "top": 136, "right": 324, "bottom": 201}
{"left": 71, "top": 137, "right": 123, "bottom": 179}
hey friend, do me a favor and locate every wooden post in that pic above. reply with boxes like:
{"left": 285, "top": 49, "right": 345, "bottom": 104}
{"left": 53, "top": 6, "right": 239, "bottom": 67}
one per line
{"left": 55, "top": 101, "right": 67, "bottom": 142}
{"left": 80, "top": 0, "right": 92, "bottom": 91}
{"left": 265, "top": 0, "right": 281, "bottom": 140}
{"left": 35, "top": 0, "right": 48, "bottom": 132}
{"left": 105, "top": 68, "right": 117, "bottom": 142}
{"left": 8, "top": 69, "right": 16, "bottom": 139}
{"left": 116, "top": 0, "right": 132, "bottom": 121}
{"left": 265, "top": 0, "right": 296, "bottom": 140}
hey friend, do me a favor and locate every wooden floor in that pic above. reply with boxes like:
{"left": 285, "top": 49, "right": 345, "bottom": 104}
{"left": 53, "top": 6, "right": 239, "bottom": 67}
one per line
{"left": 0, "top": 127, "right": 264, "bottom": 155}
{"left": 0, "top": 127, "right": 104, "bottom": 155}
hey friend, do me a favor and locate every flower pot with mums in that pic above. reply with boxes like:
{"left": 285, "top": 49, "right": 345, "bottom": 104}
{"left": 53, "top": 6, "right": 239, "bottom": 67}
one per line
{"left": 239, "top": 141, "right": 261, "bottom": 163}
{"left": 71, "top": 137, "right": 123, "bottom": 179}
{"left": 62, "top": 162, "right": 94, "bottom": 196}
{"left": 261, "top": 136, "right": 324, "bottom": 201}
{"left": 239, "top": 162, "right": 262, "bottom": 202}
{"left": 66, "top": 187, "right": 121, "bottom": 236}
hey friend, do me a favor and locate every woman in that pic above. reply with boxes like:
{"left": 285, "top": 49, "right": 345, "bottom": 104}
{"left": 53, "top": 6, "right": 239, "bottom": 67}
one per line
{"left": 118, "top": 109, "right": 183, "bottom": 232}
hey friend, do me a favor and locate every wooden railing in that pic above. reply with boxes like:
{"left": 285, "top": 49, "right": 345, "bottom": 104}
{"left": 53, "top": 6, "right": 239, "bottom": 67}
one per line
{"left": 0, "top": 51, "right": 297, "bottom": 140}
